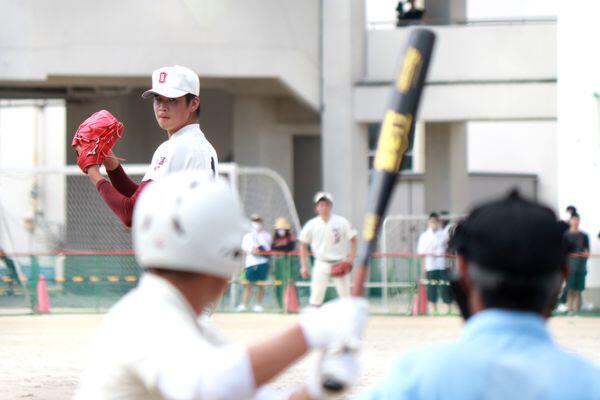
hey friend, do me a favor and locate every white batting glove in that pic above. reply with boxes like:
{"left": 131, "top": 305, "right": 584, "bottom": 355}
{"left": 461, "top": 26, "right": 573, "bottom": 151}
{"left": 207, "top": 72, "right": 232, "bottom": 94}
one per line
{"left": 299, "top": 297, "right": 368, "bottom": 350}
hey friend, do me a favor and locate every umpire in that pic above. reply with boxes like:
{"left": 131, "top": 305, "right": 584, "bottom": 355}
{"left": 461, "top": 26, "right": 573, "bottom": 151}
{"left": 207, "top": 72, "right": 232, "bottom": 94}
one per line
{"left": 359, "top": 190, "right": 600, "bottom": 399}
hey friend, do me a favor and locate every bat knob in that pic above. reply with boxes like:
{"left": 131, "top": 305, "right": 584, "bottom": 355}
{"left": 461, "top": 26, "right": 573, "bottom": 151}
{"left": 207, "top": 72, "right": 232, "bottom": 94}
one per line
{"left": 322, "top": 377, "right": 345, "bottom": 392}
{"left": 318, "top": 342, "right": 359, "bottom": 394}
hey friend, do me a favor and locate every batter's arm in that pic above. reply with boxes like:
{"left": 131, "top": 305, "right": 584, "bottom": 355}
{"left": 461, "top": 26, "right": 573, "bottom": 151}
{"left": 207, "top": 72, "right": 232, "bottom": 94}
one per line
{"left": 248, "top": 325, "right": 308, "bottom": 387}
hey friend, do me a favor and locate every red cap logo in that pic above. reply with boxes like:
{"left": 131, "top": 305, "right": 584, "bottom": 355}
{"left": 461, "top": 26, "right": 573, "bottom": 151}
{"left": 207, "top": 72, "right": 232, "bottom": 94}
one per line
{"left": 159, "top": 72, "right": 167, "bottom": 83}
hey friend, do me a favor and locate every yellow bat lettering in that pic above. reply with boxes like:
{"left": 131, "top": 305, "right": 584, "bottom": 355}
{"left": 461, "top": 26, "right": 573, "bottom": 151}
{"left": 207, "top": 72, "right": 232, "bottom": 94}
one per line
{"left": 373, "top": 111, "right": 413, "bottom": 173}
{"left": 396, "top": 47, "right": 423, "bottom": 94}
{"left": 362, "top": 213, "right": 380, "bottom": 241}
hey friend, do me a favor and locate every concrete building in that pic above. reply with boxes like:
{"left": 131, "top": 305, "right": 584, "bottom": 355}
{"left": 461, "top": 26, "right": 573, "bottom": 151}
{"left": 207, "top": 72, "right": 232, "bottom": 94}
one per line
{"left": 0, "top": 1, "right": 598, "bottom": 296}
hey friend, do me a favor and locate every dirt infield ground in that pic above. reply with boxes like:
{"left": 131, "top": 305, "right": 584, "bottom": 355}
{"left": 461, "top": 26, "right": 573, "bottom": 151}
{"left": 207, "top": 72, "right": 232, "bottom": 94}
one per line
{"left": 1, "top": 313, "right": 599, "bottom": 399}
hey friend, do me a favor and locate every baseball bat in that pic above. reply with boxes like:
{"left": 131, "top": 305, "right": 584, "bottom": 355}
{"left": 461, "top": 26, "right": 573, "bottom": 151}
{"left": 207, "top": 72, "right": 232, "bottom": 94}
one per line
{"left": 321, "top": 28, "right": 436, "bottom": 394}
{"left": 352, "top": 28, "right": 435, "bottom": 297}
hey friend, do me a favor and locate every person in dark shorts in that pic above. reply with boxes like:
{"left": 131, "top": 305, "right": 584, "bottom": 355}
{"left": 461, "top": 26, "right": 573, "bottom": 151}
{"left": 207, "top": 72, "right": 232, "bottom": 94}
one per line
{"left": 564, "top": 213, "right": 590, "bottom": 313}
{"left": 237, "top": 214, "right": 272, "bottom": 312}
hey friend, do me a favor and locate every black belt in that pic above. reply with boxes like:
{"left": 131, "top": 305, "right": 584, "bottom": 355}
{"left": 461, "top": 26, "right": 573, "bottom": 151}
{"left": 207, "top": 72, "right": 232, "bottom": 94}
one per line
{"left": 316, "top": 259, "right": 343, "bottom": 264}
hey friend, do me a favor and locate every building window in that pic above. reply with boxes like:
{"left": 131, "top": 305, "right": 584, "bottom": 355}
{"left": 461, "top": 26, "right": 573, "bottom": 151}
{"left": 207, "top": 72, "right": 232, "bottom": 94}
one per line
{"left": 368, "top": 123, "right": 413, "bottom": 172}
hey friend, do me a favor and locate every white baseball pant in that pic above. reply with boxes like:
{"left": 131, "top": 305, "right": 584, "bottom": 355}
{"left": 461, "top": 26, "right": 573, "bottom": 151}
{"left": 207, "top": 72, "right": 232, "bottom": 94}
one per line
{"left": 309, "top": 259, "right": 351, "bottom": 306}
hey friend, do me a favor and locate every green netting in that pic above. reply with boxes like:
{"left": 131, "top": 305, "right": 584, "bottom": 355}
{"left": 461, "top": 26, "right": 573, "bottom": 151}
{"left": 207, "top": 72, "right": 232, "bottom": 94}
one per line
{"left": 3, "top": 253, "right": 598, "bottom": 316}
{"left": 0, "top": 254, "right": 422, "bottom": 314}
{"left": 0, "top": 254, "right": 142, "bottom": 314}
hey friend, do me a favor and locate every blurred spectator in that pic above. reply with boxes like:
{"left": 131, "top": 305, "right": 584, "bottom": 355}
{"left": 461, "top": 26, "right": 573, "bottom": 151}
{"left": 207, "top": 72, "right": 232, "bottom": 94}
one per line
{"left": 0, "top": 247, "right": 20, "bottom": 296}
{"left": 417, "top": 212, "right": 452, "bottom": 314}
{"left": 556, "top": 205, "right": 577, "bottom": 308}
{"left": 396, "top": 0, "right": 425, "bottom": 26}
{"left": 272, "top": 218, "right": 296, "bottom": 253}
{"left": 237, "top": 214, "right": 272, "bottom": 312}
{"left": 558, "top": 205, "right": 577, "bottom": 235}
{"left": 439, "top": 211, "right": 456, "bottom": 305}
{"left": 564, "top": 213, "right": 590, "bottom": 313}
{"left": 271, "top": 217, "right": 296, "bottom": 308}
{"left": 439, "top": 211, "right": 455, "bottom": 252}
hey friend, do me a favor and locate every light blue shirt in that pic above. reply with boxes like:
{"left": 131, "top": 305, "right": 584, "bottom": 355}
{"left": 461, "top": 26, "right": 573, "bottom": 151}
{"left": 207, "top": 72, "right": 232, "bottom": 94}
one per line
{"left": 360, "top": 310, "right": 600, "bottom": 400}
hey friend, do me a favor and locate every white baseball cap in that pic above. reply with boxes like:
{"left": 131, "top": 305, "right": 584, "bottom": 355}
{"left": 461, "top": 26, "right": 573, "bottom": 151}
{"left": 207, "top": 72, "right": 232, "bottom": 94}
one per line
{"left": 141, "top": 65, "right": 200, "bottom": 99}
{"left": 313, "top": 191, "right": 334, "bottom": 204}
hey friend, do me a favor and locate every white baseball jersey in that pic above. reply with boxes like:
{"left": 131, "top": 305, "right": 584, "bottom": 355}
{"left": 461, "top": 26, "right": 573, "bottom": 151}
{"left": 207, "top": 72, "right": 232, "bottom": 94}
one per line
{"left": 75, "top": 274, "right": 256, "bottom": 400}
{"left": 299, "top": 214, "right": 357, "bottom": 261}
{"left": 142, "top": 123, "right": 218, "bottom": 182}
{"left": 417, "top": 228, "right": 446, "bottom": 271}
{"left": 242, "top": 229, "right": 272, "bottom": 267}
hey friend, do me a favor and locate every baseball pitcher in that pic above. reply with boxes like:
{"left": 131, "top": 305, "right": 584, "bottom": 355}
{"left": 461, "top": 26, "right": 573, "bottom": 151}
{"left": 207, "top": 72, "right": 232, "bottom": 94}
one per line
{"left": 73, "top": 65, "right": 217, "bottom": 227}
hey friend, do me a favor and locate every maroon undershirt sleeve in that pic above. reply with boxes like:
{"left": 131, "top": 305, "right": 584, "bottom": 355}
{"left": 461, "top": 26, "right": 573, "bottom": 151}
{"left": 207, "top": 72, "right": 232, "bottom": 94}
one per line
{"left": 96, "top": 179, "right": 151, "bottom": 227}
{"left": 106, "top": 165, "right": 139, "bottom": 197}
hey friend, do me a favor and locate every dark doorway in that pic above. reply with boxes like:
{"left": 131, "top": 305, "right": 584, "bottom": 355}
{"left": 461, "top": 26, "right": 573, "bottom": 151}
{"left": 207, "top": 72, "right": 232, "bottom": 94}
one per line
{"left": 293, "top": 135, "right": 322, "bottom": 224}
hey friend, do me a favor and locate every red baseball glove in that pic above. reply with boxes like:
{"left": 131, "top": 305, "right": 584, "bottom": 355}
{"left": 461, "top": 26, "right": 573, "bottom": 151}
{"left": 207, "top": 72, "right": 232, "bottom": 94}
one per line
{"left": 72, "top": 110, "right": 124, "bottom": 173}
{"left": 330, "top": 261, "right": 353, "bottom": 277}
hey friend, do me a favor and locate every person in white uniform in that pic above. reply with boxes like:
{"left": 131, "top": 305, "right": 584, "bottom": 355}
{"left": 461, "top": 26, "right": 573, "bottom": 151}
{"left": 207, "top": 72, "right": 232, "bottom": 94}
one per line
{"left": 299, "top": 192, "right": 358, "bottom": 306}
{"left": 141, "top": 64, "right": 218, "bottom": 182}
{"left": 237, "top": 213, "right": 273, "bottom": 312}
{"left": 417, "top": 212, "right": 452, "bottom": 314}
{"left": 75, "top": 171, "right": 368, "bottom": 400}
{"left": 77, "top": 64, "right": 218, "bottom": 227}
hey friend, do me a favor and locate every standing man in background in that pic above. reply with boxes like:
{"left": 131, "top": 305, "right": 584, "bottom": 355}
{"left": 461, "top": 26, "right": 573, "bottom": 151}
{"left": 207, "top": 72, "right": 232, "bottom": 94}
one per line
{"left": 556, "top": 204, "right": 578, "bottom": 309}
{"left": 564, "top": 213, "right": 590, "bottom": 313}
{"left": 558, "top": 205, "right": 577, "bottom": 235}
{"left": 299, "top": 192, "right": 357, "bottom": 306}
{"left": 237, "top": 214, "right": 272, "bottom": 312}
{"left": 417, "top": 213, "right": 452, "bottom": 314}
{"left": 75, "top": 65, "right": 218, "bottom": 227}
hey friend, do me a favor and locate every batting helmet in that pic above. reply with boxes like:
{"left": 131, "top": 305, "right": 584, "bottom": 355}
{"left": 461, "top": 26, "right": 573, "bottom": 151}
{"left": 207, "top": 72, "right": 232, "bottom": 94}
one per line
{"left": 132, "top": 171, "right": 248, "bottom": 278}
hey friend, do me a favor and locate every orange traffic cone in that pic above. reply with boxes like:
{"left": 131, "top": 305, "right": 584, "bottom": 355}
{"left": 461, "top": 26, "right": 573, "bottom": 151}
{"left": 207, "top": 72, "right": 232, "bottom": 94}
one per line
{"left": 412, "top": 279, "right": 428, "bottom": 316}
{"left": 37, "top": 275, "right": 51, "bottom": 313}
{"left": 283, "top": 284, "right": 299, "bottom": 313}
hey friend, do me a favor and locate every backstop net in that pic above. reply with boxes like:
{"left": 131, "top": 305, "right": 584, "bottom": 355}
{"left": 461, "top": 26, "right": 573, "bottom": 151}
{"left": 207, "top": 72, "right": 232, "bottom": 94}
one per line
{"left": 0, "top": 164, "right": 305, "bottom": 314}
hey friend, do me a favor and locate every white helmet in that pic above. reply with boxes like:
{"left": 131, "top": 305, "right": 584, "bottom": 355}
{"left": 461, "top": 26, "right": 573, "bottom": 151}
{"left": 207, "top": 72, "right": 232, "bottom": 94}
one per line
{"left": 132, "top": 170, "right": 248, "bottom": 278}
